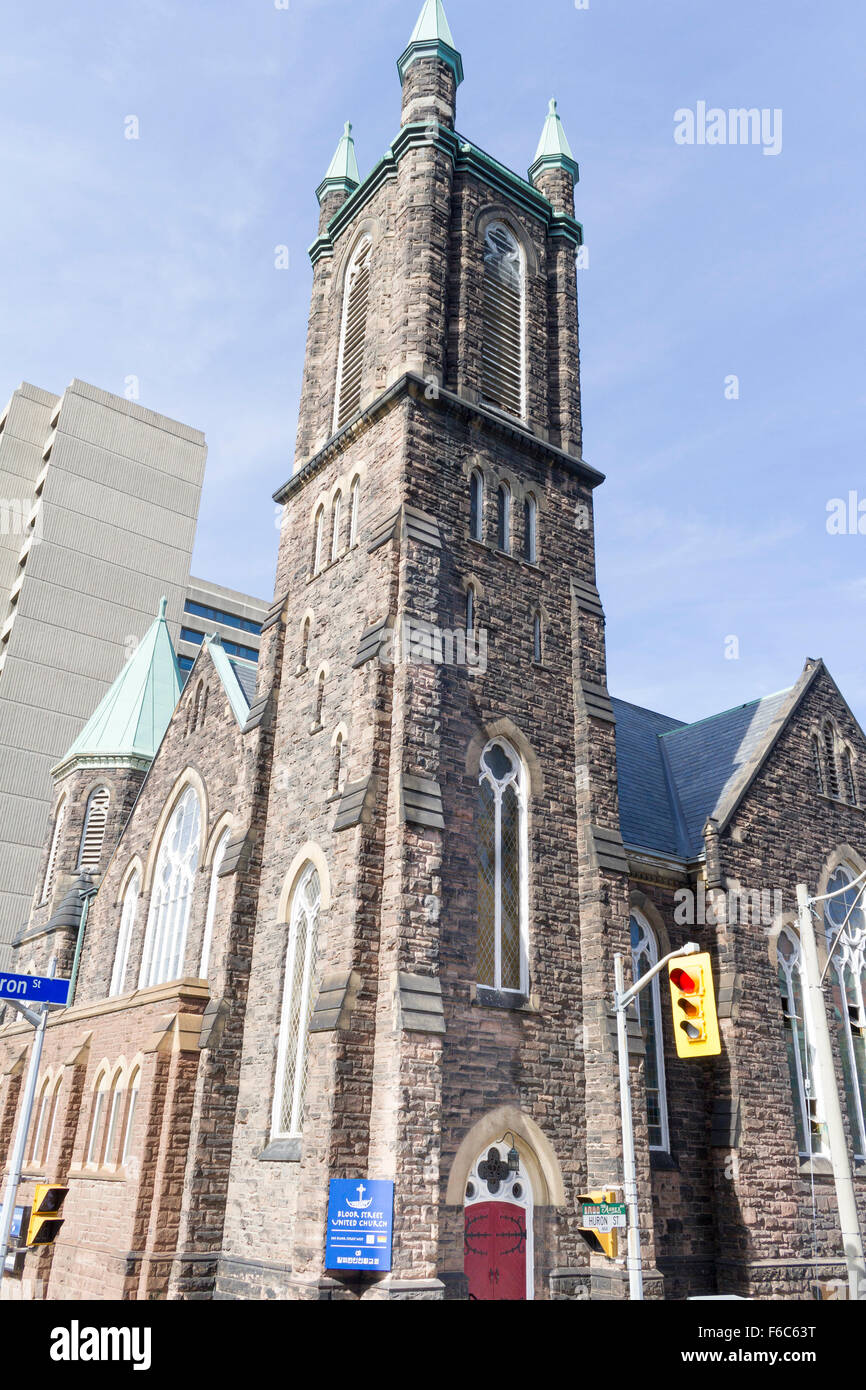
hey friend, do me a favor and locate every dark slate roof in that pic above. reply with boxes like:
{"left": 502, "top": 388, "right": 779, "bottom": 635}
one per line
{"left": 612, "top": 688, "right": 793, "bottom": 860}
{"left": 229, "top": 658, "right": 258, "bottom": 707}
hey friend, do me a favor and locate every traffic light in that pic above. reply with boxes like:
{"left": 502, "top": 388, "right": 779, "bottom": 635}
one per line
{"left": 667, "top": 952, "right": 721, "bottom": 1058}
{"left": 25, "top": 1184, "right": 68, "bottom": 1246}
{"left": 577, "top": 1188, "right": 620, "bottom": 1258}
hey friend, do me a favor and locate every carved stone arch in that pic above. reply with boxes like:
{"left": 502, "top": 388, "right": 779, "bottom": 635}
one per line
{"left": 474, "top": 205, "right": 541, "bottom": 278}
{"left": 466, "top": 717, "right": 543, "bottom": 798}
{"left": 143, "top": 768, "right": 208, "bottom": 893}
{"left": 332, "top": 217, "right": 380, "bottom": 287}
{"left": 629, "top": 890, "right": 671, "bottom": 959}
{"left": 816, "top": 843, "right": 866, "bottom": 902}
{"left": 329, "top": 720, "right": 349, "bottom": 750}
{"left": 765, "top": 906, "right": 800, "bottom": 968}
{"left": 277, "top": 843, "right": 332, "bottom": 922}
{"left": 460, "top": 572, "right": 486, "bottom": 603}
{"left": 117, "top": 854, "right": 144, "bottom": 905}
{"left": 445, "top": 1105, "right": 565, "bottom": 1207}
{"left": 203, "top": 812, "right": 234, "bottom": 868}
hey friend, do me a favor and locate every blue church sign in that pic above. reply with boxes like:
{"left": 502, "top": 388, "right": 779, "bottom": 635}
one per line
{"left": 325, "top": 1179, "right": 394, "bottom": 1272}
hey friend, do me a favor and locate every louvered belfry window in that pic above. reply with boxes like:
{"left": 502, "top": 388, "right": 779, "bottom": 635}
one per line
{"left": 481, "top": 222, "right": 524, "bottom": 418}
{"left": 334, "top": 237, "right": 372, "bottom": 431}
{"left": 78, "top": 786, "right": 110, "bottom": 873}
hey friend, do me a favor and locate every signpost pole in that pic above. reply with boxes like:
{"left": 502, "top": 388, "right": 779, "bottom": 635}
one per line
{"left": 614, "top": 951, "right": 643, "bottom": 1301}
{"left": 0, "top": 1003, "right": 47, "bottom": 1285}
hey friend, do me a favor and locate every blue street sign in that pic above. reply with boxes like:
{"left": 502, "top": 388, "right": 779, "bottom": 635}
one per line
{"left": 325, "top": 1179, "right": 394, "bottom": 1272}
{"left": 0, "top": 972, "right": 69, "bottom": 1005}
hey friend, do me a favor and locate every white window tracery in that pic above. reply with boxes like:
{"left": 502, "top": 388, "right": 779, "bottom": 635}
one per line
{"left": 110, "top": 871, "right": 140, "bottom": 997}
{"left": 824, "top": 865, "right": 866, "bottom": 1158}
{"left": 139, "top": 787, "right": 201, "bottom": 989}
{"left": 477, "top": 739, "right": 529, "bottom": 993}
{"left": 629, "top": 911, "right": 670, "bottom": 1152}
{"left": 271, "top": 865, "right": 320, "bottom": 1140}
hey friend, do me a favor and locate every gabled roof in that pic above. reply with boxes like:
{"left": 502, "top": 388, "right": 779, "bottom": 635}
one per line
{"left": 612, "top": 664, "right": 829, "bottom": 861}
{"left": 195, "top": 635, "right": 257, "bottom": 728}
{"left": 53, "top": 599, "right": 182, "bottom": 778}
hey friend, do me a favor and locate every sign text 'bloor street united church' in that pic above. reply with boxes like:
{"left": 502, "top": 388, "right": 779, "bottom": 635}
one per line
{"left": 325, "top": 1180, "right": 394, "bottom": 1272}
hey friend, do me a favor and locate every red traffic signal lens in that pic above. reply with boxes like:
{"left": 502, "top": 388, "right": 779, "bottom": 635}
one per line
{"left": 670, "top": 967, "right": 697, "bottom": 993}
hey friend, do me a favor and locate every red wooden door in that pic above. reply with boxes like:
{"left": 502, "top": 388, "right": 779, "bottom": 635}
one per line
{"left": 464, "top": 1201, "right": 527, "bottom": 1300}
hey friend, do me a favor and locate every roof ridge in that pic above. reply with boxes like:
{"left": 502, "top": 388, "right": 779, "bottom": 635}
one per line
{"left": 660, "top": 687, "right": 793, "bottom": 738}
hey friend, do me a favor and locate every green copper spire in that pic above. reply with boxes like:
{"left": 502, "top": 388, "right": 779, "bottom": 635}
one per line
{"left": 52, "top": 599, "right": 182, "bottom": 777}
{"left": 528, "top": 98, "right": 579, "bottom": 183}
{"left": 316, "top": 121, "right": 360, "bottom": 205}
{"left": 397, "top": 0, "right": 463, "bottom": 87}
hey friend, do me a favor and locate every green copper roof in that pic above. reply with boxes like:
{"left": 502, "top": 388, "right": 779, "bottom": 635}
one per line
{"left": 53, "top": 598, "right": 182, "bottom": 776}
{"left": 528, "top": 98, "right": 579, "bottom": 182}
{"left": 316, "top": 121, "right": 360, "bottom": 204}
{"left": 397, "top": 0, "right": 463, "bottom": 87}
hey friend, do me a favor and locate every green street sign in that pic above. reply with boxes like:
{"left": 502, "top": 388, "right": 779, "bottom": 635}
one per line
{"left": 581, "top": 1202, "right": 627, "bottom": 1233}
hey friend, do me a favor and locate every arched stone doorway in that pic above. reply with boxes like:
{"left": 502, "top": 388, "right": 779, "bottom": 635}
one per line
{"left": 463, "top": 1140, "right": 533, "bottom": 1300}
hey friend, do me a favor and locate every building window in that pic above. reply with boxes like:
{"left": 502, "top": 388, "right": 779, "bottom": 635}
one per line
{"left": 121, "top": 1068, "right": 140, "bottom": 1165}
{"left": 110, "top": 871, "right": 140, "bottom": 997}
{"left": 841, "top": 749, "right": 858, "bottom": 806}
{"left": 300, "top": 617, "right": 311, "bottom": 670}
{"left": 314, "top": 671, "right": 325, "bottom": 729}
{"left": 812, "top": 735, "right": 825, "bottom": 795}
{"left": 496, "top": 484, "right": 511, "bottom": 554}
{"left": 777, "top": 927, "right": 824, "bottom": 1157}
{"left": 104, "top": 1070, "right": 125, "bottom": 1166}
{"left": 524, "top": 494, "right": 537, "bottom": 563}
{"left": 334, "top": 236, "right": 372, "bottom": 431}
{"left": 532, "top": 612, "right": 542, "bottom": 664}
{"left": 332, "top": 732, "right": 345, "bottom": 796}
{"left": 630, "top": 912, "right": 670, "bottom": 1151}
{"left": 200, "top": 829, "right": 231, "bottom": 977}
{"left": 824, "top": 723, "right": 841, "bottom": 799}
{"left": 86, "top": 1072, "right": 109, "bottom": 1166}
{"left": 41, "top": 796, "right": 67, "bottom": 905}
{"left": 139, "top": 787, "right": 201, "bottom": 989}
{"left": 183, "top": 599, "right": 262, "bottom": 636}
{"left": 466, "top": 585, "right": 476, "bottom": 635}
{"left": 469, "top": 470, "right": 484, "bottom": 541}
{"left": 30, "top": 1077, "right": 53, "bottom": 1165}
{"left": 349, "top": 477, "right": 361, "bottom": 547}
{"left": 77, "top": 786, "right": 110, "bottom": 874}
{"left": 312, "top": 506, "right": 324, "bottom": 576}
{"left": 271, "top": 865, "right": 321, "bottom": 1140}
{"left": 330, "top": 491, "right": 343, "bottom": 563}
{"left": 824, "top": 865, "right": 866, "bottom": 1158}
{"left": 477, "top": 739, "right": 528, "bottom": 993}
{"left": 481, "top": 222, "right": 524, "bottom": 418}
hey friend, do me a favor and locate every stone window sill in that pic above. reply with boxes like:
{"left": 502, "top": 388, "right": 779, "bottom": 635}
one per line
{"left": 257, "top": 1138, "right": 301, "bottom": 1163}
{"left": 471, "top": 984, "right": 539, "bottom": 1013}
{"left": 798, "top": 1156, "right": 834, "bottom": 1178}
{"left": 467, "top": 537, "right": 541, "bottom": 573}
{"left": 68, "top": 1166, "right": 128, "bottom": 1182}
{"left": 310, "top": 722, "right": 324, "bottom": 735}
{"left": 650, "top": 1149, "right": 678, "bottom": 1172}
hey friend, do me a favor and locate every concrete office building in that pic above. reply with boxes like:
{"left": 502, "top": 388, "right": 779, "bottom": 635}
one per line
{"left": 178, "top": 578, "right": 268, "bottom": 677}
{"left": 0, "top": 379, "right": 265, "bottom": 967}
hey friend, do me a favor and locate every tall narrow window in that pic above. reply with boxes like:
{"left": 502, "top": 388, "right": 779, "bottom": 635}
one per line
{"left": 30, "top": 1077, "right": 52, "bottom": 1164}
{"left": 777, "top": 928, "right": 820, "bottom": 1156}
{"left": 314, "top": 671, "right": 325, "bottom": 729}
{"left": 524, "top": 494, "right": 537, "bottom": 563}
{"left": 41, "top": 796, "right": 67, "bottom": 905}
{"left": 481, "top": 222, "right": 524, "bottom": 418}
{"left": 334, "top": 237, "right": 372, "bottom": 430}
{"left": 630, "top": 912, "right": 670, "bottom": 1151}
{"left": 312, "top": 506, "right": 324, "bottom": 576}
{"left": 477, "top": 739, "right": 528, "bottom": 993}
{"left": 77, "top": 786, "right": 110, "bottom": 874}
{"left": 812, "top": 735, "right": 825, "bottom": 794}
{"left": 333, "top": 732, "right": 345, "bottom": 795}
{"left": 139, "top": 787, "right": 201, "bottom": 989}
{"left": 104, "top": 1071, "right": 124, "bottom": 1166}
{"left": 496, "top": 484, "right": 511, "bottom": 553}
{"left": 349, "top": 477, "right": 361, "bottom": 547}
{"left": 200, "top": 829, "right": 231, "bottom": 977}
{"left": 532, "top": 612, "right": 542, "bottom": 664}
{"left": 121, "top": 1068, "right": 140, "bottom": 1165}
{"left": 466, "top": 585, "right": 476, "bottom": 635}
{"left": 469, "top": 470, "right": 484, "bottom": 541}
{"left": 824, "top": 724, "right": 840, "bottom": 798}
{"left": 824, "top": 866, "right": 866, "bottom": 1158}
{"left": 86, "top": 1073, "right": 108, "bottom": 1166}
{"left": 841, "top": 750, "right": 858, "bottom": 805}
{"left": 271, "top": 866, "right": 321, "bottom": 1140}
{"left": 330, "top": 491, "right": 342, "bottom": 563}
{"left": 110, "top": 871, "right": 140, "bottom": 997}
{"left": 43, "top": 1077, "right": 62, "bottom": 1164}
{"left": 300, "top": 617, "right": 311, "bottom": 670}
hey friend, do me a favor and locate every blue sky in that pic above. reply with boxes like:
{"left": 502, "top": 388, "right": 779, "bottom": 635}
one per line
{"left": 1, "top": 0, "right": 863, "bottom": 725}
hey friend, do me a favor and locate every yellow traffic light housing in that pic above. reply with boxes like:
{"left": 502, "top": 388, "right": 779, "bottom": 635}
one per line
{"left": 577, "top": 1188, "right": 620, "bottom": 1258}
{"left": 26, "top": 1184, "right": 68, "bottom": 1247}
{"left": 667, "top": 952, "right": 721, "bottom": 1058}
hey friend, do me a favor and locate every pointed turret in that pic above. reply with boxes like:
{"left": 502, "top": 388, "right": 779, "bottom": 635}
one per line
{"left": 528, "top": 98, "right": 579, "bottom": 213}
{"left": 52, "top": 597, "right": 182, "bottom": 779}
{"left": 316, "top": 121, "right": 360, "bottom": 206}
{"left": 398, "top": 0, "right": 462, "bottom": 128}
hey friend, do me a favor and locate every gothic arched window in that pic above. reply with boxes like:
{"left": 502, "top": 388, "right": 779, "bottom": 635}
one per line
{"left": 41, "top": 795, "right": 67, "bottom": 905}
{"left": 334, "top": 236, "right": 372, "bottom": 431}
{"left": 469, "top": 470, "right": 484, "bottom": 541}
{"left": 532, "top": 612, "right": 542, "bottom": 664}
{"left": 824, "top": 865, "right": 866, "bottom": 1158}
{"left": 477, "top": 739, "right": 528, "bottom": 993}
{"left": 349, "top": 477, "right": 361, "bottom": 547}
{"left": 121, "top": 1067, "right": 140, "bottom": 1165}
{"left": 777, "top": 926, "right": 825, "bottom": 1156}
{"left": 332, "top": 731, "right": 345, "bottom": 795}
{"left": 824, "top": 723, "right": 841, "bottom": 798}
{"left": 139, "top": 787, "right": 201, "bottom": 989}
{"left": 200, "top": 828, "right": 231, "bottom": 977}
{"left": 812, "top": 735, "right": 825, "bottom": 795}
{"left": 841, "top": 749, "right": 858, "bottom": 806}
{"left": 481, "top": 222, "right": 524, "bottom": 418}
{"left": 524, "top": 494, "right": 537, "bottom": 563}
{"left": 77, "top": 785, "right": 110, "bottom": 874}
{"left": 110, "top": 870, "right": 140, "bottom": 997}
{"left": 466, "top": 584, "right": 476, "bottom": 635}
{"left": 312, "top": 506, "right": 324, "bottom": 576}
{"left": 271, "top": 865, "right": 321, "bottom": 1140}
{"left": 330, "top": 491, "right": 342, "bottom": 563}
{"left": 496, "top": 483, "right": 511, "bottom": 554}
{"left": 630, "top": 912, "right": 669, "bottom": 1151}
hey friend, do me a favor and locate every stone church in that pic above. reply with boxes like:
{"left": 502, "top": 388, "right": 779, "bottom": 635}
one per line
{"left": 1, "top": 2, "right": 865, "bottom": 1301}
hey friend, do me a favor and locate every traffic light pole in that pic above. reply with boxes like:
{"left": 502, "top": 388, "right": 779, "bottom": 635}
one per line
{"left": 614, "top": 941, "right": 700, "bottom": 1301}
{"left": 0, "top": 997, "right": 47, "bottom": 1286}
{"left": 796, "top": 881, "right": 866, "bottom": 1300}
